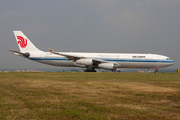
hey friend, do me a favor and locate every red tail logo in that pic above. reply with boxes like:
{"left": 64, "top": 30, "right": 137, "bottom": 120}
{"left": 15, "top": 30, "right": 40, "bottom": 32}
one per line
{"left": 17, "top": 36, "right": 27, "bottom": 48}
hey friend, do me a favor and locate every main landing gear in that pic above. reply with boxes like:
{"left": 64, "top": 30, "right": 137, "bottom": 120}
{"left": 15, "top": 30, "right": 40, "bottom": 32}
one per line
{"left": 84, "top": 68, "right": 96, "bottom": 72}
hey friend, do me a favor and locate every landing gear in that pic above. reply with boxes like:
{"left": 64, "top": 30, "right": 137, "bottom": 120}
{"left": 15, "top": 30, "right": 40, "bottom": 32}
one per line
{"left": 117, "top": 70, "right": 121, "bottom": 73}
{"left": 155, "top": 68, "right": 159, "bottom": 73}
{"left": 84, "top": 68, "right": 96, "bottom": 72}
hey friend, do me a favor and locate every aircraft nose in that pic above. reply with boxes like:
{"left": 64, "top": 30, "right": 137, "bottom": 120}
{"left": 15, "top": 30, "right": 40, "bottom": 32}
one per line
{"left": 169, "top": 60, "right": 175, "bottom": 65}
{"left": 164, "top": 60, "right": 175, "bottom": 67}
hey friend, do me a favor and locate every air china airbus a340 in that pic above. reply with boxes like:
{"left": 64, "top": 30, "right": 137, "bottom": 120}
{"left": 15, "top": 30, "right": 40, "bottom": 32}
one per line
{"left": 8, "top": 31, "right": 174, "bottom": 72}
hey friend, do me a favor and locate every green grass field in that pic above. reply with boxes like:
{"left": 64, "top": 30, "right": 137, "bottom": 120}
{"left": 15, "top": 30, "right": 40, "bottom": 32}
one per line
{"left": 0, "top": 72, "right": 180, "bottom": 120}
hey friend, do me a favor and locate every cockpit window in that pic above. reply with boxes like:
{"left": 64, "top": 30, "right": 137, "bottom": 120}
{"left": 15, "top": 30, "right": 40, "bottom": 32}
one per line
{"left": 166, "top": 58, "right": 170, "bottom": 60}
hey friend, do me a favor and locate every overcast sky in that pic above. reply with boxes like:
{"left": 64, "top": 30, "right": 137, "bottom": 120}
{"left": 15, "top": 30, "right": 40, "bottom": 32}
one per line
{"left": 0, "top": 0, "right": 180, "bottom": 69}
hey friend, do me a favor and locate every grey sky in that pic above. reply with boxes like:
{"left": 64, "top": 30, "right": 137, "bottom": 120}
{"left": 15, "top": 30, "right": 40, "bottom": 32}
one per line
{"left": 0, "top": 0, "right": 180, "bottom": 69}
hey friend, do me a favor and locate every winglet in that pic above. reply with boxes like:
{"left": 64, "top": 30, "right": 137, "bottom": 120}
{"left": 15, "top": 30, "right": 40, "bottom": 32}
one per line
{"left": 48, "top": 48, "right": 82, "bottom": 60}
{"left": 48, "top": 48, "right": 56, "bottom": 54}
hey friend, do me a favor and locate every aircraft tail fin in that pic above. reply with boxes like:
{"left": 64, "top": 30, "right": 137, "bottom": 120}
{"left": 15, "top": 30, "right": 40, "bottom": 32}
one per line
{"left": 13, "top": 31, "right": 42, "bottom": 52}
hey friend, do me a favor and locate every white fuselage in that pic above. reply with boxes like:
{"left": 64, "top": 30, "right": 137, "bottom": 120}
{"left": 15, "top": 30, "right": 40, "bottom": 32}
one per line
{"left": 10, "top": 31, "right": 174, "bottom": 72}
{"left": 28, "top": 51, "right": 174, "bottom": 69}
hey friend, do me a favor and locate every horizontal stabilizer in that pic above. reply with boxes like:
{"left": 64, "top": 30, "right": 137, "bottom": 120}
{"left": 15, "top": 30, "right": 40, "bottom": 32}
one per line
{"left": 8, "top": 50, "right": 30, "bottom": 58}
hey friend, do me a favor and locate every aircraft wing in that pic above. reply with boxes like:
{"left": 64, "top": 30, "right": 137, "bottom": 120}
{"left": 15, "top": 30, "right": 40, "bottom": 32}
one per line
{"left": 48, "top": 48, "right": 86, "bottom": 60}
{"left": 49, "top": 48, "right": 122, "bottom": 69}
{"left": 48, "top": 48, "right": 107, "bottom": 63}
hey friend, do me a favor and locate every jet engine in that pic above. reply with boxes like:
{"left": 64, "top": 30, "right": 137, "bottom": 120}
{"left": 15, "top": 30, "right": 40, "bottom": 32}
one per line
{"left": 98, "top": 63, "right": 116, "bottom": 70}
{"left": 76, "top": 59, "right": 93, "bottom": 66}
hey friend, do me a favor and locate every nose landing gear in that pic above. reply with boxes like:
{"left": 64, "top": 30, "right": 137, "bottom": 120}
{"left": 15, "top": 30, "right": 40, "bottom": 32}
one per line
{"left": 155, "top": 68, "right": 159, "bottom": 73}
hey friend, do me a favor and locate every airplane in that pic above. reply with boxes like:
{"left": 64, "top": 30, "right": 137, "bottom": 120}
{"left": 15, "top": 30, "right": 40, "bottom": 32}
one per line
{"left": 8, "top": 31, "right": 174, "bottom": 72}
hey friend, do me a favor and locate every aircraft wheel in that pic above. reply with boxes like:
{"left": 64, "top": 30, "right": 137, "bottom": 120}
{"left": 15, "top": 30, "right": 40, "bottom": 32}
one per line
{"left": 155, "top": 68, "right": 159, "bottom": 73}
{"left": 84, "top": 69, "right": 96, "bottom": 72}
{"left": 92, "top": 69, "right": 96, "bottom": 72}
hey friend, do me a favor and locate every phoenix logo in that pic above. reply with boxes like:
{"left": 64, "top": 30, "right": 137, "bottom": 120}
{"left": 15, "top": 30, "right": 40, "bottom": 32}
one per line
{"left": 17, "top": 36, "right": 27, "bottom": 48}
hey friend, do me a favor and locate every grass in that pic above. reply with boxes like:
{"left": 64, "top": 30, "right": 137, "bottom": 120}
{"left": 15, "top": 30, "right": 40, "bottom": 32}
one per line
{"left": 0, "top": 72, "right": 180, "bottom": 120}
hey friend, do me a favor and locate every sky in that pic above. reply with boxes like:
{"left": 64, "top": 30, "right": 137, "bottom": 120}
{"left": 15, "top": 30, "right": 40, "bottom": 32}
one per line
{"left": 0, "top": 0, "right": 180, "bottom": 69}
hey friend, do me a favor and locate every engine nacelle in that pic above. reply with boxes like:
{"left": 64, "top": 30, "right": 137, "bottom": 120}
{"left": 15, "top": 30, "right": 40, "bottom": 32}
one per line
{"left": 76, "top": 59, "right": 93, "bottom": 66}
{"left": 98, "top": 63, "right": 116, "bottom": 70}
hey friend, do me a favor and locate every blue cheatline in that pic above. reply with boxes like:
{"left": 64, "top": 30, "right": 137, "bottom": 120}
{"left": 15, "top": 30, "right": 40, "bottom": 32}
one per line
{"left": 29, "top": 57, "right": 174, "bottom": 63}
